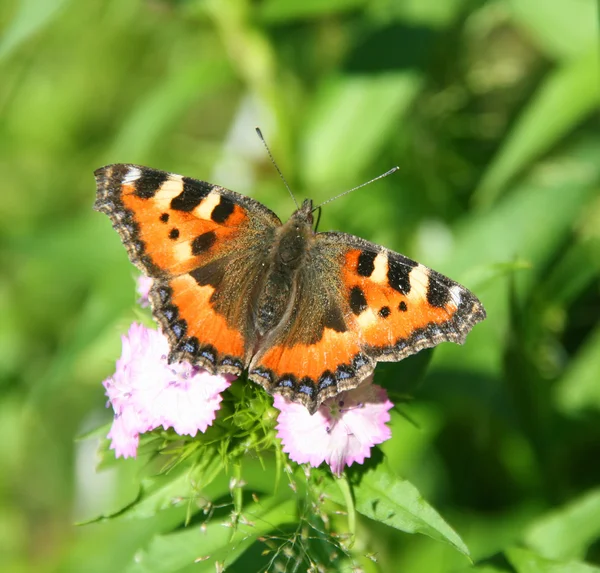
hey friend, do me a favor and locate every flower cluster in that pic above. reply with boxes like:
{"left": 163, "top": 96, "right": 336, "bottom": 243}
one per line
{"left": 104, "top": 323, "right": 232, "bottom": 458}
{"left": 102, "top": 274, "right": 394, "bottom": 472}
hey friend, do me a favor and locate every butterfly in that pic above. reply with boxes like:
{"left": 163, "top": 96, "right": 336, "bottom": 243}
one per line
{"left": 94, "top": 163, "right": 486, "bottom": 414}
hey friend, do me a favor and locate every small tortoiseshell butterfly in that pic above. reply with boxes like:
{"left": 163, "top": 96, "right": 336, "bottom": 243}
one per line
{"left": 95, "top": 159, "right": 485, "bottom": 414}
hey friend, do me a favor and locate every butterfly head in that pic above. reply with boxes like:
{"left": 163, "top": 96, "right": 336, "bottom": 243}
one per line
{"left": 292, "top": 198, "right": 314, "bottom": 226}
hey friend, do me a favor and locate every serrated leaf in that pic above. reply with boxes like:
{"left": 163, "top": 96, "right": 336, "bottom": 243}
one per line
{"left": 524, "top": 488, "right": 600, "bottom": 561}
{"left": 506, "top": 546, "right": 600, "bottom": 573}
{"left": 325, "top": 462, "right": 469, "bottom": 556}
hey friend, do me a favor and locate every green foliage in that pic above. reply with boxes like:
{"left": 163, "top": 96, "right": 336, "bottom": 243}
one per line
{"left": 1, "top": 0, "right": 599, "bottom": 571}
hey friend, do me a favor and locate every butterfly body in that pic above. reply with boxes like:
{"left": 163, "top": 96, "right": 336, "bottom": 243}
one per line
{"left": 95, "top": 164, "right": 486, "bottom": 413}
{"left": 253, "top": 198, "right": 314, "bottom": 338}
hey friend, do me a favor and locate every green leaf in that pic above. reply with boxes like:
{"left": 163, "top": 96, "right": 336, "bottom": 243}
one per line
{"left": 539, "top": 238, "right": 600, "bottom": 308}
{"left": 507, "top": 0, "right": 597, "bottom": 60}
{"left": 325, "top": 461, "right": 470, "bottom": 556}
{"left": 125, "top": 497, "right": 297, "bottom": 573}
{"left": 447, "top": 142, "right": 600, "bottom": 280}
{"left": 524, "top": 488, "right": 600, "bottom": 561}
{"left": 260, "top": 0, "right": 366, "bottom": 21}
{"left": 457, "top": 567, "right": 510, "bottom": 573}
{"left": 555, "top": 325, "right": 600, "bottom": 415}
{"left": 473, "top": 48, "right": 600, "bottom": 209}
{"left": 108, "top": 59, "right": 235, "bottom": 162}
{"left": 0, "top": 0, "right": 69, "bottom": 60}
{"left": 301, "top": 72, "right": 421, "bottom": 189}
{"left": 374, "top": 0, "right": 466, "bottom": 28}
{"left": 506, "top": 546, "right": 600, "bottom": 573}
{"left": 85, "top": 454, "right": 226, "bottom": 523}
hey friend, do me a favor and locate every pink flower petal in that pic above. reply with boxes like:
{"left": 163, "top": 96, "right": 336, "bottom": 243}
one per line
{"left": 136, "top": 275, "right": 153, "bottom": 308}
{"left": 274, "top": 378, "right": 393, "bottom": 476}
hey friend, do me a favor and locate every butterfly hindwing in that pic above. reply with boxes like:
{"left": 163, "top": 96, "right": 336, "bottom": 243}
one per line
{"left": 94, "top": 164, "right": 281, "bottom": 374}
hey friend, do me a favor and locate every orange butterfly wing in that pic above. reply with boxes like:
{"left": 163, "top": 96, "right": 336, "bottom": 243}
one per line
{"left": 250, "top": 232, "right": 485, "bottom": 412}
{"left": 94, "top": 164, "right": 281, "bottom": 374}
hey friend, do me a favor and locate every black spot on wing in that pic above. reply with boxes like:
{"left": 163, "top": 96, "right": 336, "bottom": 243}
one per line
{"left": 398, "top": 301, "right": 408, "bottom": 312}
{"left": 168, "top": 228, "right": 179, "bottom": 240}
{"left": 427, "top": 271, "right": 453, "bottom": 308}
{"left": 387, "top": 254, "right": 417, "bottom": 295}
{"left": 134, "top": 169, "right": 169, "bottom": 199}
{"left": 211, "top": 196, "right": 235, "bottom": 223}
{"left": 378, "top": 306, "right": 391, "bottom": 318}
{"left": 357, "top": 250, "right": 377, "bottom": 277}
{"left": 159, "top": 213, "right": 169, "bottom": 223}
{"left": 171, "top": 178, "right": 213, "bottom": 212}
{"left": 191, "top": 231, "right": 216, "bottom": 255}
{"left": 349, "top": 286, "right": 368, "bottom": 315}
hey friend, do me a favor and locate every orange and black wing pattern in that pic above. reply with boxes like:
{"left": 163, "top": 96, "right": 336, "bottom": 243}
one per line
{"left": 250, "top": 232, "right": 485, "bottom": 413}
{"left": 94, "top": 164, "right": 281, "bottom": 375}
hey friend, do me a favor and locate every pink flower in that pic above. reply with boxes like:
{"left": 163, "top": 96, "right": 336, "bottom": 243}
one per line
{"left": 103, "top": 323, "right": 233, "bottom": 458}
{"left": 136, "top": 275, "right": 153, "bottom": 307}
{"left": 274, "top": 378, "right": 393, "bottom": 476}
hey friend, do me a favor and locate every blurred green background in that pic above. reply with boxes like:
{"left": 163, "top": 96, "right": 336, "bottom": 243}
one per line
{"left": 1, "top": 0, "right": 599, "bottom": 571}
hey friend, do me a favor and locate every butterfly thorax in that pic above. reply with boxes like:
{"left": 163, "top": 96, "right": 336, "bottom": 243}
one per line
{"left": 253, "top": 199, "right": 315, "bottom": 337}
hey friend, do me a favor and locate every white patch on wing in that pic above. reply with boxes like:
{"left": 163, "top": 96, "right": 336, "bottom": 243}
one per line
{"left": 371, "top": 253, "right": 388, "bottom": 284}
{"left": 449, "top": 285, "right": 463, "bottom": 308}
{"left": 152, "top": 175, "right": 185, "bottom": 209}
{"left": 407, "top": 264, "right": 430, "bottom": 301}
{"left": 173, "top": 240, "right": 192, "bottom": 262}
{"left": 356, "top": 308, "right": 378, "bottom": 329}
{"left": 193, "top": 190, "right": 221, "bottom": 220}
{"left": 123, "top": 166, "right": 142, "bottom": 183}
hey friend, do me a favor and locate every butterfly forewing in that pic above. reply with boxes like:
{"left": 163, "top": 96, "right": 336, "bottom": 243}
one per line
{"left": 94, "top": 164, "right": 281, "bottom": 374}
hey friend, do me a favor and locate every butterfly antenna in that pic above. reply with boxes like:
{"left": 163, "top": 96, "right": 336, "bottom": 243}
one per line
{"left": 255, "top": 127, "right": 299, "bottom": 209}
{"left": 313, "top": 166, "right": 399, "bottom": 211}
